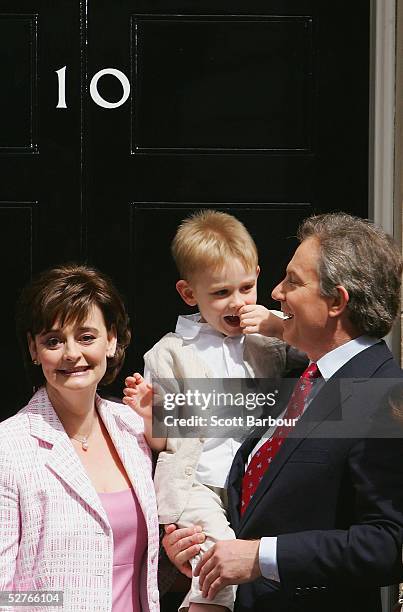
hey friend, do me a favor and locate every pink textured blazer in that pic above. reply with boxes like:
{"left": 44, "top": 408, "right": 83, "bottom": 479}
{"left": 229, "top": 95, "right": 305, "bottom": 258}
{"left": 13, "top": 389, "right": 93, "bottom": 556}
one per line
{"left": 0, "top": 387, "right": 160, "bottom": 612}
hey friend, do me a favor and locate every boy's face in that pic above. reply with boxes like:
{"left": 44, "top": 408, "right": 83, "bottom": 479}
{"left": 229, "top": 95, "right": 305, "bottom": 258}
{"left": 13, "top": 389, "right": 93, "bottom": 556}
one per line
{"left": 176, "top": 259, "right": 259, "bottom": 336}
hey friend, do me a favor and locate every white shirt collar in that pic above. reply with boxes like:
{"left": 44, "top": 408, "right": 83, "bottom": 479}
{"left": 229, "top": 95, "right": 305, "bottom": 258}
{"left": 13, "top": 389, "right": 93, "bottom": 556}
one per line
{"left": 316, "top": 336, "right": 380, "bottom": 380}
{"left": 175, "top": 313, "right": 238, "bottom": 341}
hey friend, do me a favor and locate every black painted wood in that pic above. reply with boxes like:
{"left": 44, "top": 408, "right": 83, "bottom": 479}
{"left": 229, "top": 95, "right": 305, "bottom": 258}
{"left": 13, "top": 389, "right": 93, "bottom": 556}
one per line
{"left": 0, "top": 1, "right": 83, "bottom": 410}
{"left": 86, "top": 0, "right": 369, "bottom": 398}
{"left": 1, "top": 0, "right": 370, "bottom": 416}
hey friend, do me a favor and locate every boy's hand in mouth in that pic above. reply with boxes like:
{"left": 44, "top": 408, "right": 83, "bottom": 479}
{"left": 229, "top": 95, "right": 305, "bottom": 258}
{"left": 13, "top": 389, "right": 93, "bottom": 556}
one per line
{"left": 239, "top": 305, "right": 285, "bottom": 340}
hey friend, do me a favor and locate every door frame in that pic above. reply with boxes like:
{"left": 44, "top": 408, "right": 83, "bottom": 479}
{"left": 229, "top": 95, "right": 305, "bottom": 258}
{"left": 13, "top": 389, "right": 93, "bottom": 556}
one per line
{"left": 370, "top": 0, "right": 401, "bottom": 363}
{"left": 367, "top": 4, "right": 399, "bottom": 607}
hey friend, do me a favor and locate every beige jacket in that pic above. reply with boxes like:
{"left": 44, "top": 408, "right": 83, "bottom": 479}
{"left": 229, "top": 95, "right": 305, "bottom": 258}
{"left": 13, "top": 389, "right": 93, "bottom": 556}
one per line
{"left": 145, "top": 332, "right": 305, "bottom": 523}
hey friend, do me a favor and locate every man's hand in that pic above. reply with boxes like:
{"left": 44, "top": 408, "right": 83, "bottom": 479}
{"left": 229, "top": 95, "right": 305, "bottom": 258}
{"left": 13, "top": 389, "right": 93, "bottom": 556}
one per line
{"left": 123, "top": 373, "right": 153, "bottom": 420}
{"left": 239, "top": 305, "right": 284, "bottom": 339}
{"left": 194, "top": 539, "right": 261, "bottom": 600}
{"left": 162, "top": 524, "right": 206, "bottom": 579}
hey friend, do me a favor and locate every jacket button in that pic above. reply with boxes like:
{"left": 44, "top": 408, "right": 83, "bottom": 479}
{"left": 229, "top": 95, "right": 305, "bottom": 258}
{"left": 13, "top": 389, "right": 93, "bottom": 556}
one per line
{"left": 152, "top": 589, "right": 159, "bottom": 602}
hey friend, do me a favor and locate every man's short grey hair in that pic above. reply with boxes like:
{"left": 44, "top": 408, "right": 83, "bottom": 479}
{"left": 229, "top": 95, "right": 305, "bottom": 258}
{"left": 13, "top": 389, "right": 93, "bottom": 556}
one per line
{"left": 298, "top": 213, "right": 402, "bottom": 338}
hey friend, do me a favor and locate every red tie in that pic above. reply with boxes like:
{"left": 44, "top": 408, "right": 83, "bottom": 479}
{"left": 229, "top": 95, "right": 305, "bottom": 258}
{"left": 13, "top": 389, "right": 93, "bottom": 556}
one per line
{"left": 240, "top": 362, "right": 320, "bottom": 515}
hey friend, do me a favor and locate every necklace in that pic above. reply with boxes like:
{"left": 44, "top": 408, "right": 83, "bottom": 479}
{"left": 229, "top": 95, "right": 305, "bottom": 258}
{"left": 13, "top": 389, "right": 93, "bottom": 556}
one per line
{"left": 66, "top": 411, "right": 98, "bottom": 451}
{"left": 70, "top": 434, "right": 90, "bottom": 451}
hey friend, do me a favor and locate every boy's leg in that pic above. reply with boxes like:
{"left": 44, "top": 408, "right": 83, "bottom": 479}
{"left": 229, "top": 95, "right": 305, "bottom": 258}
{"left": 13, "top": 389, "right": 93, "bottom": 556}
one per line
{"left": 176, "top": 480, "right": 237, "bottom": 612}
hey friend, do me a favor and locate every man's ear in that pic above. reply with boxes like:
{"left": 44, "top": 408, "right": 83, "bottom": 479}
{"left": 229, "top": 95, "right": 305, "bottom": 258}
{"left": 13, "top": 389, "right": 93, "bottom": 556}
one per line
{"left": 27, "top": 332, "right": 38, "bottom": 362}
{"left": 328, "top": 285, "right": 349, "bottom": 317}
{"left": 176, "top": 280, "right": 198, "bottom": 307}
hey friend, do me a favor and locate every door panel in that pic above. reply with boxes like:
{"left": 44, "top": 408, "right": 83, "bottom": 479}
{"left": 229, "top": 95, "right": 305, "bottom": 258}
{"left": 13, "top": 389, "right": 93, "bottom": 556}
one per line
{"left": 86, "top": 0, "right": 369, "bottom": 395}
{"left": 133, "top": 16, "right": 312, "bottom": 151}
{"left": 0, "top": 1, "right": 83, "bottom": 410}
{"left": 1, "top": 0, "right": 370, "bottom": 414}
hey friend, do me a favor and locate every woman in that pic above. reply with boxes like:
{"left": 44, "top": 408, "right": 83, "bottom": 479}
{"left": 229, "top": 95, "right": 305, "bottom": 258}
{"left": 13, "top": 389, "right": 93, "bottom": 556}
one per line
{"left": 0, "top": 264, "right": 160, "bottom": 611}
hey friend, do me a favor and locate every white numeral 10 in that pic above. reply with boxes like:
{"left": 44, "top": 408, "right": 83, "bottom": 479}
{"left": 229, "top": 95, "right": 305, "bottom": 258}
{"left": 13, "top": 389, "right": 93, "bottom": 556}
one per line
{"left": 56, "top": 66, "right": 131, "bottom": 109}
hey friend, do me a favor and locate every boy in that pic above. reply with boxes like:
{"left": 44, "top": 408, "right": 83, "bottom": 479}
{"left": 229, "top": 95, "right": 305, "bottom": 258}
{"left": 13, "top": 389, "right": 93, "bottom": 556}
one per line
{"left": 124, "top": 210, "right": 304, "bottom": 612}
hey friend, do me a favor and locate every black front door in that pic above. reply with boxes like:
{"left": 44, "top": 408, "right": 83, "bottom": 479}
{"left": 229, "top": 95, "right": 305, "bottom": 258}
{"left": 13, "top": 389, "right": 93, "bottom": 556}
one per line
{"left": 1, "top": 0, "right": 370, "bottom": 416}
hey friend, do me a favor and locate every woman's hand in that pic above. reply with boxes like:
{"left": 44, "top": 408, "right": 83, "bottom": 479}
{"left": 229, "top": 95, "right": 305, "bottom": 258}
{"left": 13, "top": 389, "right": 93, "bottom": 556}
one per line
{"left": 123, "top": 373, "right": 153, "bottom": 420}
{"left": 162, "top": 524, "right": 205, "bottom": 578}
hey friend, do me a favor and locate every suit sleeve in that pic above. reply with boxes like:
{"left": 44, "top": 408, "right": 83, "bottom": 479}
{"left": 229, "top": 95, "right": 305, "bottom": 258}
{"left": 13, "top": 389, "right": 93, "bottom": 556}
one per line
{"left": 277, "top": 437, "right": 403, "bottom": 590}
{"left": 0, "top": 441, "right": 20, "bottom": 588}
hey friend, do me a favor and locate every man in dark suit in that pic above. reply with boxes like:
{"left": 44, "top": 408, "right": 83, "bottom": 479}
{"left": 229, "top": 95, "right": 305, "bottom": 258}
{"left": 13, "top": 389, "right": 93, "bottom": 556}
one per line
{"left": 163, "top": 213, "right": 403, "bottom": 612}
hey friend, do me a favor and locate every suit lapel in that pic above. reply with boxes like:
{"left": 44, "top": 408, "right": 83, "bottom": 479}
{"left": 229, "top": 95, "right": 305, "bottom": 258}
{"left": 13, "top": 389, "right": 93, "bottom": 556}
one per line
{"left": 181, "top": 340, "right": 213, "bottom": 378}
{"left": 228, "top": 433, "right": 261, "bottom": 533}
{"left": 238, "top": 378, "right": 345, "bottom": 532}
{"left": 28, "top": 388, "right": 110, "bottom": 530}
{"left": 237, "top": 341, "right": 393, "bottom": 534}
{"left": 29, "top": 388, "right": 156, "bottom": 532}
{"left": 97, "top": 398, "right": 152, "bottom": 528}
{"left": 228, "top": 378, "right": 296, "bottom": 531}
{"left": 46, "top": 439, "right": 110, "bottom": 529}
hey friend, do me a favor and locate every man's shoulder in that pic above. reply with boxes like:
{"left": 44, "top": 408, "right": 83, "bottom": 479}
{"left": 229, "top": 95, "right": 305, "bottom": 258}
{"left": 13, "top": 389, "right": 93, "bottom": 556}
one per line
{"left": 342, "top": 340, "right": 402, "bottom": 378}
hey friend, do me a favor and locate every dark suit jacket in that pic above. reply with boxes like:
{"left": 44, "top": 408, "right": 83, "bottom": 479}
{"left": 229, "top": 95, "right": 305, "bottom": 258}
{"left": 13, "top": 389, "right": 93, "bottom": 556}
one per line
{"left": 228, "top": 341, "right": 403, "bottom": 612}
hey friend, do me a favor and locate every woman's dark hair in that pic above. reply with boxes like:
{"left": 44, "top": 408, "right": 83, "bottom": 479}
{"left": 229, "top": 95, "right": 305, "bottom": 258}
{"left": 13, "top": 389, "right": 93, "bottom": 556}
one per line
{"left": 16, "top": 263, "right": 131, "bottom": 388}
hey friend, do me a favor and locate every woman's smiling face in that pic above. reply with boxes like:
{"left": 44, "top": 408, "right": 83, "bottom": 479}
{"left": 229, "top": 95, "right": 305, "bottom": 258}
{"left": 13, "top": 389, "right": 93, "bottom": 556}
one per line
{"left": 28, "top": 304, "right": 117, "bottom": 396}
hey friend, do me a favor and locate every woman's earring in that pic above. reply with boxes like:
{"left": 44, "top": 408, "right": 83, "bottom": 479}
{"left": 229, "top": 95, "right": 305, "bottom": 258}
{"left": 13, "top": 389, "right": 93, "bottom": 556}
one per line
{"left": 32, "top": 359, "right": 40, "bottom": 366}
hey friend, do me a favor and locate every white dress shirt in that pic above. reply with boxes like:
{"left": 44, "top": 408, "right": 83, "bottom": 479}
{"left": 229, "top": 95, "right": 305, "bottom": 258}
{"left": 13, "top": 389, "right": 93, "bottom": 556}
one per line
{"left": 258, "top": 335, "right": 380, "bottom": 582}
{"left": 145, "top": 313, "right": 248, "bottom": 488}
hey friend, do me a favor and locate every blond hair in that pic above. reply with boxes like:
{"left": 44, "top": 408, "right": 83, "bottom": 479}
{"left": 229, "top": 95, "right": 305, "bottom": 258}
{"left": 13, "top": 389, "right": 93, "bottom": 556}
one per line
{"left": 171, "top": 210, "right": 258, "bottom": 279}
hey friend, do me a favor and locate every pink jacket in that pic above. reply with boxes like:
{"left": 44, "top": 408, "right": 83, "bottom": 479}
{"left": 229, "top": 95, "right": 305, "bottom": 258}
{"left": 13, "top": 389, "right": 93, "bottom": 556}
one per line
{"left": 0, "top": 387, "right": 160, "bottom": 612}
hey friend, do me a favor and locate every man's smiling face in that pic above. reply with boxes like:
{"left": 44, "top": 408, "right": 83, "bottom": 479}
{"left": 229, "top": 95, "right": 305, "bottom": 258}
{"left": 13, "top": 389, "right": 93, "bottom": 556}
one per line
{"left": 271, "top": 237, "right": 335, "bottom": 361}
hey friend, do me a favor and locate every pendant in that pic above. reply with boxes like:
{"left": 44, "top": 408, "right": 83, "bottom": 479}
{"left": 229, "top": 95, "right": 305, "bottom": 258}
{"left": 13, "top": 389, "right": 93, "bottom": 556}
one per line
{"left": 81, "top": 438, "right": 89, "bottom": 451}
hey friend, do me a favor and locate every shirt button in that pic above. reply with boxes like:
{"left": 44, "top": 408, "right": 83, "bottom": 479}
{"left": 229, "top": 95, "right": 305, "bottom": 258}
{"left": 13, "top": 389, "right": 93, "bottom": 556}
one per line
{"left": 152, "top": 589, "right": 159, "bottom": 602}
{"left": 185, "top": 467, "right": 193, "bottom": 476}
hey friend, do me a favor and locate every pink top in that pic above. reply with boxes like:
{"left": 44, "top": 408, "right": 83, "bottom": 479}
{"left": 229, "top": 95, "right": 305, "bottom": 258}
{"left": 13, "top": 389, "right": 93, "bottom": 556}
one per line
{"left": 99, "top": 488, "right": 148, "bottom": 612}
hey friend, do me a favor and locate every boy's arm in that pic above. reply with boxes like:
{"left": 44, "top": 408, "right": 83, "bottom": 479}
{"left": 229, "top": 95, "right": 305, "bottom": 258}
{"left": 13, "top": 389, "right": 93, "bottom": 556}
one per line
{"left": 239, "top": 304, "right": 285, "bottom": 339}
{"left": 123, "top": 373, "right": 167, "bottom": 452}
{"left": 240, "top": 305, "right": 308, "bottom": 373}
